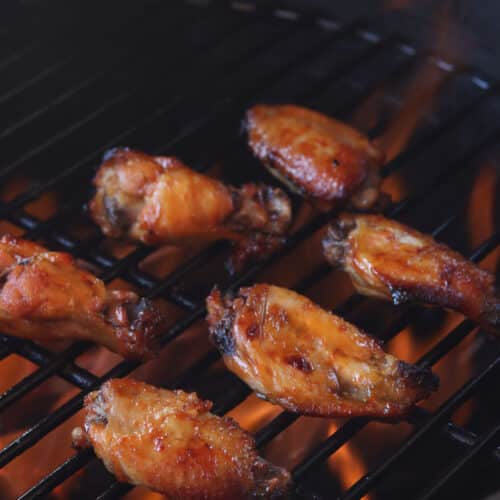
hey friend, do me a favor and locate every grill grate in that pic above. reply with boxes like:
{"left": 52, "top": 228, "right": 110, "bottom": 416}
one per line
{"left": 0, "top": 1, "right": 499, "bottom": 498}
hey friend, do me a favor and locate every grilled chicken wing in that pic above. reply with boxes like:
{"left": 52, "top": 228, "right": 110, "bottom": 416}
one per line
{"left": 72, "top": 379, "right": 291, "bottom": 499}
{"left": 245, "top": 104, "right": 386, "bottom": 211}
{"left": 323, "top": 214, "right": 499, "bottom": 333}
{"left": 206, "top": 284, "right": 437, "bottom": 418}
{"left": 89, "top": 148, "right": 292, "bottom": 271}
{"left": 0, "top": 235, "right": 165, "bottom": 359}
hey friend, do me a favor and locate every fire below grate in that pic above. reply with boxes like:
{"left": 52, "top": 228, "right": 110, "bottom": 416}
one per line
{"left": 0, "top": 0, "right": 499, "bottom": 499}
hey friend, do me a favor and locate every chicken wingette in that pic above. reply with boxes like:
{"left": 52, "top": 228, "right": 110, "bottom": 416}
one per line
{"left": 89, "top": 148, "right": 292, "bottom": 272}
{"left": 245, "top": 104, "right": 387, "bottom": 211}
{"left": 72, "top": 379, "right": 292, "bottom": 499}
{"left": 323, "top": 214, "right": 499, "bottom": 333}
{"left": 207, "top": 284, "right": 437, "bottom": 418}
{"left": 0, "top": 235, "right": 165, "bottom": 359}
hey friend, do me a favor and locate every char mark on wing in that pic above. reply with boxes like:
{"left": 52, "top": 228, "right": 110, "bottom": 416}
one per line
{"left": 210, "top": 310, "right": 236, "bottom": 355}
{"left": 286, "top": 355, "right": 313, "bottom": 373}
{"left": 206, "top": 289, "right": 237, "bottom": 356}
{"left": 322, "top": 217, "right": 357, "bottom": 267}
{"left": 397, "top": 360, "right": 439, "bottom": 395}
{"left": 103, "top": 195, "right": 132, "bottom": 233}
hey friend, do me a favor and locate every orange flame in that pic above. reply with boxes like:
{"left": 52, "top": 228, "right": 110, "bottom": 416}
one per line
{"left": 327, "top": 423, "right": 373, "bottom": 498}
{"left": 467, "top": 161, "right": 496, "bottom": 248}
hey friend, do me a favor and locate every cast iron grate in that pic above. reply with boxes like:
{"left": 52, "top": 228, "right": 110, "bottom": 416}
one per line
{"left": 0, "top": 0, "right": 498, "bottom": 498}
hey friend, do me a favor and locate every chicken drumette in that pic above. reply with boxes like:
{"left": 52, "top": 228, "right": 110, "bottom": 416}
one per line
{"left": 0, "top": 235, "right": 165, "bottom": 359}
{"left": 89, "top": 148, "right": 292, "bottom": 272}
{"left": 323, "top": 214, "right": 499, "bottom": 333}
{"left": 207, "top": 284, "right": 437, "bottom": 418}
{"left": 245, "top": 104, "right": 387, "bottom": 211}
{"left": 72, "top": 379, "right": 291, "bottom": 499}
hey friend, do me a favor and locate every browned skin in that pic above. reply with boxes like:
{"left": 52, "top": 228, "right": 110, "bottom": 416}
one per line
{"left": 72, "top": 379, "right": 291, "bottom": 499}
{"left": 323, "top": 214, "right": 499, "bottom": 334}
{"left": 89, "top": 148, "right": 292, "bottom": 271}
{"left": 206, "top": 284, "right": 437, "bottom": 418}
{"left": 0, "top": 235, "right": 165, "bottom": 359}
{"left": 245, "top": 104, "right": 386, "bottom": 211}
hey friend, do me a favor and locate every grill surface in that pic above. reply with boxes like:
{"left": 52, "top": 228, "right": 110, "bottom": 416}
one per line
{"left": 0, "top": 1, "right": 499, "bottom": 499}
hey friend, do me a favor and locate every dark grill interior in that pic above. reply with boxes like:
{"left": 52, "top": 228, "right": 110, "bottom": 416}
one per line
{"left": 0, "top": 1, "right": 499, "bottom": 499}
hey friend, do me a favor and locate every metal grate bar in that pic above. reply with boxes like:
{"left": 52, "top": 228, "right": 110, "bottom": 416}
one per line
{"left": 0, "top": 343, "right": 95, "bottom": 412}
{"left": 0, "top": 3, "right": 162, "bottom": 118}
{"left": 4, "top": 68, "right": 496, "bottom": 490}
{"left": 0, "top": 4, "right": 498, "bottom": 499}
{"left": 0, "top": 5, "right": 267, "bottom": 178}
{"left": 0, "top": 58, "right": 492, "bottom": 476}
{"left": 292, "top": 231, "right": 499, "bottom": 487}
{"left": 409, "top": 407, "right": 500, "bottom": 462}
{"left": 68, "top": 225, "right": 498, "bottom": 500}
{"left": 0, "top": 6, "right": 215, "bottom": 141}
{"left": 0, "top": 0, "right": 148, "bottom": 62}
{"left": 381, "top": 82, "right": 499, "bottom": 177}
{"left": 282, "top": 256, "right": 498, "bottom": 479}
{"left": 18, "top": 47, "right": 472, "bottom": 300}
{"left": 1, "top": 25, "right": 387, "bottom": 240}
{"left": 417, "top": 421, "right": 500, "bottom": 500}
{"left": 6, "top": 338, "right": 96, "bottom": 389}
{"left": 1, "top": 206, "right": 347, "bottom": 482}
{"left": 0, "top": 18, "right": 407, "bottom": 393}
{"left": 341, "top": 332, "right": 500, "bottom": 499}
{"left": 0, "top": 9, "right": 262, "bottom": 182}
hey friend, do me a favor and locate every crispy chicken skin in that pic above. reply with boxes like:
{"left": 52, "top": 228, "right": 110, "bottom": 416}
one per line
{"left": 206, "top": 284, "right": 437, "bottom": 418}
{"left": 323, "top": 214, "right": 499, "bottom": 333}
{"left": 0, "top": 235, "right": 165, "bottom": 359}
{"left": 89, "top": 148, "right": 292, "bottom": 270}
{"left": 245, "top": 104, "right": 386, "bottom": 211}
{"left": 72, "top": 379, "right": 291, "bottom": 499}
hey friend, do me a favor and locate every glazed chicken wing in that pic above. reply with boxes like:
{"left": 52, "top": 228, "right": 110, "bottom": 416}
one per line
{"left": 245, "top": 104, "right": 386, "bottom": 211}
{"left": 206, "top": 284, "right": 437, "bottom": 418}
{"left": 72, "top": 379, "right": 291, "bottom": 499}
{"left": 323, "top": 214, "right": 499, "bottom": 333}
{"left": 89, "top": 148, "right": 292, "bottom": 271}
{"left": 0, "top": 235, "right": 165, "bottom": 359}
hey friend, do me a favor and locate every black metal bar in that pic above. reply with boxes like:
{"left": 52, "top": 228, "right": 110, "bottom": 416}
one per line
{"left": 381, "top": 82, "right": 498, "bottom": 177}
{"left": 17, "top": 448, "right": 96, "bottom": 500}
{"left": 0, "top": 5, "right": 209, "bottom": 140}
{"left": 0, "top": 3, "right": 262, "bottom": 181}
{"left": 417, "top": 421, "right": 500, "bottom": 500}
{"left": 0, "top": 342, "right": 94, "bottom": 411}
{"left": 2, "top": 4, "right": 499, "bottom": 500}
{"left": 15, "top": 212, "right": 487, "bottom": 499}
{"left": 3, "top": 23, "right": 390, "bottom": 269}
{"left": 0, "top": 14, "right": 374, "bottom": 427}
{"left": 291, "top": 231, "right": 499, "bottom": 487}
{"left": 0, "top": 90, "right": 131, "bottom": 180}
{"left": 341, "top": 347, "right": 500, "bottom": 500}
{"left": 0, "top": 2, "right": 336, "bottom": 406}
{"left": 7, "top": 94, "right": 496, "bottom": 500}
{"left": 8, "top": 338, "right": 97, "bottom": 389}
{"left": 2, "top": 14, "right": 468, "bottom": 270}
{"left": 71, "top": 225, "right": 498, "bottom": 500}
{"left": 1, "top": 208, "right": 333, "bottom": 480}
{"left": 0, "top": 0, "right": 150, "bottom": 85}
{"left": 0, "top": 55, "right": 74, "bottom": 105}
{"left": 0, "top": 18, "right": 401, "bottom": 406}
{"left": 1, "top": 79, "right": 490, "bottom": 476}
{"left": 408, "top": 407, "right": 500, "bottom": 462}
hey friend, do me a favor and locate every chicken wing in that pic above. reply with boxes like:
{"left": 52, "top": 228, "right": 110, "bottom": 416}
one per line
{"left": 89, "top": 148, "right": 292, "bottom": 271}
{"left": 245, "top": 104, "right": 386, "bottom": 211}
{"left": 0, "top": 235, "right": 165, "bottom": 359}
{"left": 72, "top": 378, "right": 291, "bottom": 499}
{"left": 206, "top": 284, "right": 437, "bottom": 418}
{"left": 322, "top": 214, "right": 499, "bottom": 333}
